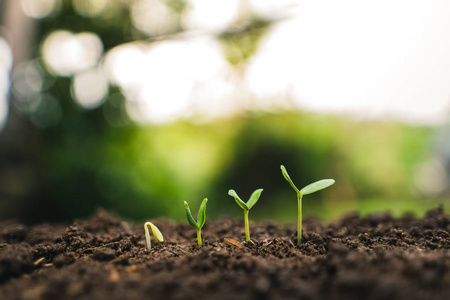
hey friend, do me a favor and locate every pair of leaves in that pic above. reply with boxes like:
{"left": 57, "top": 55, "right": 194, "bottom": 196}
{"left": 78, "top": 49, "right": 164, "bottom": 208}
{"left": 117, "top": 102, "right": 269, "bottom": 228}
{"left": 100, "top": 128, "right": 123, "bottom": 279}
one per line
{"left": 228, "top": 189, "right": 263, "bottom": 211}
{"left": 144, "top": 222, "right": 164, "bottom": 250}
{"left": 184, "top": 198, "right": 208, "bottom": 229}
{"left": 281, "top": 165, "right": 335, "bottom": 195}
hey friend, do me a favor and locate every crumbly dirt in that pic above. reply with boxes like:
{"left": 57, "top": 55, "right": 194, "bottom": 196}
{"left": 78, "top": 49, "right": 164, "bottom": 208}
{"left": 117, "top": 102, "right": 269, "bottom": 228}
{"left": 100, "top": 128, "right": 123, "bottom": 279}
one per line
{"left": 0, "top": 207, "right": 449, "bottom": 300}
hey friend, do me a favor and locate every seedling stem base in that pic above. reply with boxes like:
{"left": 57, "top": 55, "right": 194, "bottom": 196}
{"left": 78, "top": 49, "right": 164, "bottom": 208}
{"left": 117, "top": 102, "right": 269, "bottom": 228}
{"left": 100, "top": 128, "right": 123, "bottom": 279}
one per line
{"left": 244, "top": 210, "right": 250, "bottom": 241}
{"left": 197, "top": 228, "right": 202, "bottom": 247}
{"left": 297, "top": 193, "right": 303, "bottom": 245}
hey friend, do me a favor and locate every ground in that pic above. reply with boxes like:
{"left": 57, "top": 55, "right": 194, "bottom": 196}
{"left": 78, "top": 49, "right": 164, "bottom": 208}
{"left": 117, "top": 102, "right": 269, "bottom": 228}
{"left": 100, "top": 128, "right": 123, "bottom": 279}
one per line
{"left": 0, "top": 207, "right": 449, "bottom": 300}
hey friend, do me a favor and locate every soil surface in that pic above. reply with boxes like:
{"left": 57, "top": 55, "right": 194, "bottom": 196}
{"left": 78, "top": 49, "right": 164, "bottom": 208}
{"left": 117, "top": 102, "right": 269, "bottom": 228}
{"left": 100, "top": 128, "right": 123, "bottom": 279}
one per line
{"left": 0, "top": 207, "right": 449, "bottom": 300}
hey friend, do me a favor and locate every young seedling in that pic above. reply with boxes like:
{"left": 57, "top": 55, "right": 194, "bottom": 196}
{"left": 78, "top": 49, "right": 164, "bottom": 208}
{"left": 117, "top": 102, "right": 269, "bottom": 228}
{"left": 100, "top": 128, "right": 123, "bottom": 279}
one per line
{"left": 228, "top": 188, "right": 263, "bottom": 241}
{"left": 281, "top": 165, "right": 335, "bottom": 245}
{"left": 184, "top": 198, "right": 208, "bottom": 247}
{"left": 143, "top": 222, "right": 164, "bottom": 250}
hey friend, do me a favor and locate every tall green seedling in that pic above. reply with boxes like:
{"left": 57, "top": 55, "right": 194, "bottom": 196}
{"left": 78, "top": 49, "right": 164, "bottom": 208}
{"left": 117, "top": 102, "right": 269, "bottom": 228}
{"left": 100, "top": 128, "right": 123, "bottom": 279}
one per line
{"left": 281, "top": 165, "right": 335, "bottom": 244}
{"left": 228, "top": 189, "right": 263, "bottom": 241}
{"left": 184, "top": 198, "right": 208, "bottom": 247}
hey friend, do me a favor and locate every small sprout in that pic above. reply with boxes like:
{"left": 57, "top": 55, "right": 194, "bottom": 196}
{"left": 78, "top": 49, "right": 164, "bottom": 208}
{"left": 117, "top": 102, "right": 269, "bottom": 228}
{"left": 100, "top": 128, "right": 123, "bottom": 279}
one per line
{"left": 184, "top": 198, "right": 208, "bottom": 247}
{"left": 144, "top": 222, "right": 164, "bottom": 250}
{"left": 281, "top": 165, "right": 335, "bottom": 244}
{"left": 228, "top": 188, "right": 263, "bottom": 241}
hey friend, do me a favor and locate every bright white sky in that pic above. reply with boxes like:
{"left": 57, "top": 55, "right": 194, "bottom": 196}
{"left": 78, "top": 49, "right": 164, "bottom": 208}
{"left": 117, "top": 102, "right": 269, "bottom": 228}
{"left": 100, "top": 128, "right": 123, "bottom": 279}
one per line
{"left": 3, "top": 0, "right": 450, "bottom": 128}
{"left": 247, "top": 0, "right": 450, "bottom": 124}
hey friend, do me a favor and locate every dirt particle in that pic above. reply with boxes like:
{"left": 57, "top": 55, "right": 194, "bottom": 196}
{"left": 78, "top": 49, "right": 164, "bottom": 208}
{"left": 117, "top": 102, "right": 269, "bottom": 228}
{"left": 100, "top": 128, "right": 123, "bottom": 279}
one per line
{"left": 224, "top": 238, "right": 242, "bottom": 248}
{"left": 254, "top": 276, "right": 271, "bottom": 298}
{"left": 109, "top": 269, "right": 120, "bottom": 282}
{"left": 0, "top": 244, "right": 33, "bottom": 282}
{"left": 33, "top": 257, "right": 46, "bottom": 267}
{"left": 408, "top": 226, "right": 422, "bottom": 238}
{"left": 91, "top": 248, "right": 116, "bottom": 261}
{"left": 328, "top": 240, "right": 349, "bottom": 254}
{"left": 53, "top": 253, "right": 75, "bottom": 268}
{"left": 0, "top": 224, "right": 28, "bottom": 243}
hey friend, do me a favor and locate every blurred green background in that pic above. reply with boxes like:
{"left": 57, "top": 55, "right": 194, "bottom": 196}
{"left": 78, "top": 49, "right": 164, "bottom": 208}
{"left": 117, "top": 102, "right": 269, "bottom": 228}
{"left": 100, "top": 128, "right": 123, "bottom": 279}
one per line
{"left": 0, "top": 0, "right": 448, "bottom": 224}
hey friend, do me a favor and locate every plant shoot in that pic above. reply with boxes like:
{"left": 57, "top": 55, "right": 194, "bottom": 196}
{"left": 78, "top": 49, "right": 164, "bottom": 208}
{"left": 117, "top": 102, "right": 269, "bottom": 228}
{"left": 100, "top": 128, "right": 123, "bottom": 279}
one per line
{"left": 228, "top": 189, "right": 263, "bottom": 241}
{"left": 281, "top": 165, "right": 335, "bottom": 244}
{"left": 184, "top": 198, "right": 208, "bottom": 247}
{"left": 144, "top": 222, "right": 164, "bottom": 250}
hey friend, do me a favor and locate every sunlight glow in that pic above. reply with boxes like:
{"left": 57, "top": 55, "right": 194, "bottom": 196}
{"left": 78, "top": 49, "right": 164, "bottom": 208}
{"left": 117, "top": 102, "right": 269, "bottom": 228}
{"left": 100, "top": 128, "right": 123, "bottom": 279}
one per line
{"left": 20, "top": 0, "right": 59, "bottom": 19}
{"left": 131, "top": 0, "right": 178, "bottom": 36}
{"left": 246, "top": 0, "right": 450, "bottom": 124}
{"left": 104, "top": 38, "right": 233, "bottom": 123}
{"left": 72, "top": 68, "right": 109, "bottom": 109}
{"left": 248, "top": 0, "right": 298, "bottom": 18}
{"left": 182, "top": 0, "right": 240, "bottom": 32}
{"left": 74, "top": 0, "right": 450, "bottom": 125}
{"left": 0, "top": 70, "right": 9, "bottom": 131}
{"left": 41, "top": 31, "right": 103, "bottom": 76}
{"left": 103, "top": 43, "right": 147, "bottom": 88}
{"left": 73, "top": 0, "right": 107, "bottom": 18}
{"left": 0, "top": 38, "right": 13, "bottom": 131}
{"left": 414, "top": 157, "right": 448, "bottom": 195}
{"left": 0, "top": 38, "right": 13, "bottom": 72}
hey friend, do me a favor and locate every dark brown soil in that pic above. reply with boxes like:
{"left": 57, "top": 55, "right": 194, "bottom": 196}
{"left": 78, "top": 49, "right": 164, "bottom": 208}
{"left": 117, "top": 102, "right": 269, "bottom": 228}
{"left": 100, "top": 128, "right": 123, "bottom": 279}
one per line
{"left": 0, "top": 207, "right": 449, "bottom": 300}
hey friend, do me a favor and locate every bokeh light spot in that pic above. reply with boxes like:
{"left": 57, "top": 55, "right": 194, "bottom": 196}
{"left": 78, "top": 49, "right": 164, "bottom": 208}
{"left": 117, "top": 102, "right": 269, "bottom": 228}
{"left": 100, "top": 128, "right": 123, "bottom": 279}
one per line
{"left": 182, "top": 0, "right": 240, "bottom": 31}
{"left": 104, "top": 37, "right": 232, "bottom": 124}
{"left": 41, "top": 31, "right": 103, "bottom": 76}
{"left": 72, "top": 68, "right": 109, "bottom": 109}
{"left": 0, "top": 38, "right": 13, "bottom": 71}
{"left": 0, "top": 38, "right": 13, "bottom": 132}
{"left": 0, "top": 70, "right": 9, "bottom": 132}
{"left": 73, "top": 0, "right": 107, "bottom": 18}
{"left": 20, "top": 0, "right": 59, "bottom": 19}
{"left": 248, "top": 0, "right": 298, "bottom": 18}
{"left": 11, "top": 61, "right": 44, "bottom": 113}
{"left": 103, "top": 43, "right": 147, "bottom": 88}
{"left": 131, "top": 0, "right": 178, "bottom": 36}
{"left": 414, "top": 157, "right": 448, "bottom": 196}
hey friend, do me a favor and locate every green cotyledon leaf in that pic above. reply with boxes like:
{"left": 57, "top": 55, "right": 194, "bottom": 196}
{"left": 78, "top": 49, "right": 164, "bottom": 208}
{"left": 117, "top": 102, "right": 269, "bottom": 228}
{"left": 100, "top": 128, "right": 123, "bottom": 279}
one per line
{"left": 228, "top": 189, "right": 248, "bottom": 211}
{"left": 300, "top": 179, "right": 335, "bottom": 195}
{"left": 246, "top": 189, "right": 263, "bottom": 210}
{"left": 197, "top": 198, "right": 208, "bottom": 229}
{"left": 280, "top": 165, "right": 301, "bottom": 194}
{"left": 184, "top": 201, "right": 198, "bottom": 229}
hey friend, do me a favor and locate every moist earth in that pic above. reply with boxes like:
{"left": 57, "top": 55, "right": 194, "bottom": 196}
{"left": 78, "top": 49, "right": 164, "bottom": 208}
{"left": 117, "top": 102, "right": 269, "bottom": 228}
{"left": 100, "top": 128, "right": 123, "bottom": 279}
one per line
{"left": 0, "top": 207, "right": 449, "bottom": 300}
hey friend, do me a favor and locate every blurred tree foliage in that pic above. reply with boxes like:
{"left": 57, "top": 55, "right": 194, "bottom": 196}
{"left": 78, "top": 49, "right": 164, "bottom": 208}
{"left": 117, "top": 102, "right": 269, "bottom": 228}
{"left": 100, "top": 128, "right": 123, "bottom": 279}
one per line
{"left": 0, "top": 0, "right": 440, "bottom": 223}
{"left": 42, "top": 111, "right": 434, "bottom": 223}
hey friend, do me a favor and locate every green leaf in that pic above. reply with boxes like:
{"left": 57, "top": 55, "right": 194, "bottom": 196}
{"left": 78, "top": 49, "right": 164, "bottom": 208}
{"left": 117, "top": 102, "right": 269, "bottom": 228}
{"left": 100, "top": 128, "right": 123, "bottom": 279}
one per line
{"left": 149, "top": 223, "right": 164, "bottom": 243}
{"left": 228, "top": 189, "right": 248, "bottom": 211}
{"left": 280, "top": 165, "right": 301, "bottom": 194}
{"left": 300, "top": 179, "right": 335, "bottom": 195}
{"left": 184, "top": 201, "right": 198, "bottom": 229}
{"left": 247, "top": 188, "right": 263, "bottom": 210}
{"left": 197, "top": 198, "right": 208, "bottom": 229}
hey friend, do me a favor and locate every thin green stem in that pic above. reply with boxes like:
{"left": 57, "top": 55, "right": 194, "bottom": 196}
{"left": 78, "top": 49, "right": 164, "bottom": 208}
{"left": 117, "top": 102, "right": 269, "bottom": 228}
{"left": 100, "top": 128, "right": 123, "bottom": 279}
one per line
{"left": 244, "top": 209, "right": 250, "bottom": 241}
{"left": 197, "top": 227, "right": 202, "bottom": 247}
{"left": 297, "top": 193, "right": 303, "bottom": 245}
